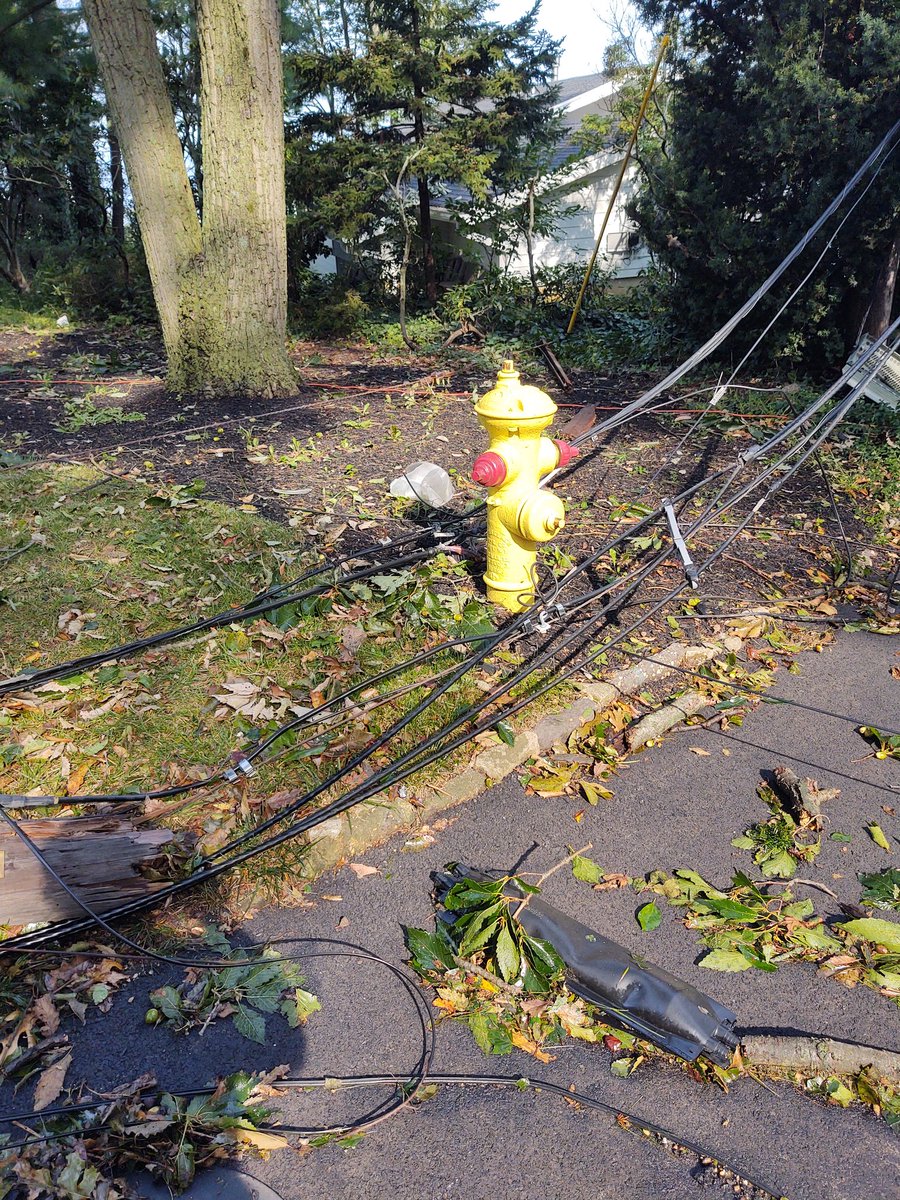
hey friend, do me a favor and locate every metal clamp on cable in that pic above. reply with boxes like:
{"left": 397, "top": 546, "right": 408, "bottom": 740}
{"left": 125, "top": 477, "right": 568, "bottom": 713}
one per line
{"left": 523, "top": 603, "right": 565, "bottom": 635}
{"left": 223, "top": 757, "right": 255, "bottom": 783}
{"left": 663, "top": 500, "right": 699, "bottom": 589}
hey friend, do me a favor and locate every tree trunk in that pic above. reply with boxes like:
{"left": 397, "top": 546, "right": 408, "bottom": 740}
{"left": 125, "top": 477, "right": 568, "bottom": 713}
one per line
{"left": 83, "top": 0, "right": 201, "bottom": 362}
{"left": 108, "top": 124, "right": 125, "bottom": 245}
{"left": 0, "top": 201, "right": 30, "bottom": 293}
{"left": 184, "top": 0, "right": 296, "bottom": 396}
{"left": 863, "top": 228, "right": 900, "bottom": 339}
{"left": 83, "top": 0, "right": 296, "bottom": 397}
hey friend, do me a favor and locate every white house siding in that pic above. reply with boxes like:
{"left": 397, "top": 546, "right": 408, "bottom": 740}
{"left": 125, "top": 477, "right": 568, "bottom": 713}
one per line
{"left": 503, "top": 157, "right": 650, "bottom": 287}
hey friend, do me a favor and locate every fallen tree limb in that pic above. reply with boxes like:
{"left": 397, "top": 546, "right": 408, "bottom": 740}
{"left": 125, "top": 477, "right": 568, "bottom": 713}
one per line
{"left": 625, "top": 690, "right": 710, "bottom": 751}
{"left": 743, "top": 1033, "right": 900, "bottom": 1086}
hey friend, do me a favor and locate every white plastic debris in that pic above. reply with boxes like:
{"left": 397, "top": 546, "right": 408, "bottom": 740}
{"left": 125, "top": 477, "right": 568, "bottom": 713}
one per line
{"left": 56, "top": 314, "right": 69, "bottom": 327}
{"left": 389, "top": 461, "right": 455, "bottom": 508}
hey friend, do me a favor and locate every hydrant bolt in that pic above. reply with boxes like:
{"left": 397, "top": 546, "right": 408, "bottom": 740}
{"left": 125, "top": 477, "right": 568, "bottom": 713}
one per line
{"left": 470, "top": 360, "right": 572, "bottom": 612}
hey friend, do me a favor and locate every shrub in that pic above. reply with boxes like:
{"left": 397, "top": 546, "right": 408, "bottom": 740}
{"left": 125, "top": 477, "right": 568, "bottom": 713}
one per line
{"left": 288, "top": 270, "right": 371, "bottom": 337}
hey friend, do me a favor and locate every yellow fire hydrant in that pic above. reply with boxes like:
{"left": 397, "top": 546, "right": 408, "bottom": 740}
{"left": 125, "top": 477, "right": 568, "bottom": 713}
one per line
{"left": 470, "top": 360, "right": 578, "bottom": 612}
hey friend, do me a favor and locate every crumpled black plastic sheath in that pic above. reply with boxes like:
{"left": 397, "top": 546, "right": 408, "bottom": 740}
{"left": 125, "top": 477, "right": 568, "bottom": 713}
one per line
{"left": 433, "top": 865, "right": 740, "bottom": 1066}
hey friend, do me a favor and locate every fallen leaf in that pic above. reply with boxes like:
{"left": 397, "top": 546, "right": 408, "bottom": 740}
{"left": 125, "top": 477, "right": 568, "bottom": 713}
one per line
{"left": 688, "top": 747, "right": 711, "bottom": 756}
{"left": 867, "top": 822, "right": 892, "bottom": 852}
{"left": 226, "top": 1128, "right": 289, "bottom": 1151}
{"left": 33, "top": 1050, "right": 72, "bottom": 1110}
{"left": 348, "top": 863, "right": 378, "bottom": 879}
{"left": 592, "top": 873, "right": 631, "bottom": 891}
{"left": 32, "top": 993, "right": 60, "bottom": 1036}
{"left": 57, "top": 609, "right": 85, "bottom": 639}
{"left": 510, "top": 1030, "right": 553, "bottom": 1062}
{"left": 320, "top": 895, "right": 343, "bottom": 902}
{"left": 66, "top": 760, "right": 92, "bottom": 796}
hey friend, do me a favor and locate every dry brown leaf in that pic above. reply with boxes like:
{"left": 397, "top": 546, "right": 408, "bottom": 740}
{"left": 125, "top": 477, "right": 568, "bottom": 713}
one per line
{"left": 592, "top": 873, "right": 631, "bottom": 891}
{"left": 510, "top": 1030, "right": 554, "bottom": 1062}
{"left": 33, "top": 1049, "right": 72, "bottom": 1111}
{"left": 688, "top": 747, "right": 711, "bottom": 756}
{"left": 66, "top": 760, "right": 92, "bottom": 796}
{"left": 57, "top": 609, "right": 85, "bottom": 639}
{"left": 32, "top": 993, "right": 60, "bottom": 1037}
{"left": 348, "top": 863, "right": 378, "bottom": 879}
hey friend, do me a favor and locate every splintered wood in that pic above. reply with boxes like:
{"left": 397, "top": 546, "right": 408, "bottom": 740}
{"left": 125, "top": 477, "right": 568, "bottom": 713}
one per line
{"left": 0, "top": 815, "right": 175, "bottom": 926}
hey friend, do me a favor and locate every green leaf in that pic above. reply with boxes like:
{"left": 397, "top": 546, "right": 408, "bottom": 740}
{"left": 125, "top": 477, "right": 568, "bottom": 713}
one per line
{"left": 866, "top": 822, "right": 892, "bottom": 852}
{"left": 458, "top": 902, "right": 504, "bottom": 956}
{"left": 825, "top": 1078, "right": 854, "bottom": 1107}
{"left": 830, "top": 831, "right": 853, "bottom": 843}
{"left": 495, "top": 922, "right": 520, "bottom": 982}
{"left": 858, "top": 867, "right": 900, "bottom": 911}
{"left": 636, "top": 901, "right": 661, "bottom": 931}
{"left": 521, "top": 933, "right": 565, "bottom": 978}
{"left": 571, "top": 854, "right": 604, "bottom": 884}
{"left": 468, "top": 1008, "right": 492, "bottom": 1055}
{"left": 610, "top": 1058, "right": 632, "bottom": 1077}
{"left": 496, "top": 720, "right": 515, "bottom": 746}
{"left": 284, "top": 988, "right": 320, "bottom": 1026}
{"left": 699, "top": 949, "right": 754, "bottom": 972}
{"left": 840, "top": 917, "right": 900, "bottom": 953}
{"left": 405, "top": 925, "right": 456, "bottom": 973}
{"left": 730, "top": 834, "right": 756, "bottom": 849}
{"left": 232, "top": 1007, "right": 267, "bottom": 1044}
{"left": 174, "top": 1142, "right": 195, "bottom": 1188}
{"left": 90, "top": 983, "right": 109, "bottom": 1005}
{"left": 760, "top": 849, "right": 796, "bottom": 878}
{"left": 704, "top": 897, "right": 763, "bottom": 922}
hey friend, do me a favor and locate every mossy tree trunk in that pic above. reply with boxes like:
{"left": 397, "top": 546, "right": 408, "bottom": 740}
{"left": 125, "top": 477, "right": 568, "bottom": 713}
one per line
{"left": 83, "top": 0, "right": 296, "bottom": 398}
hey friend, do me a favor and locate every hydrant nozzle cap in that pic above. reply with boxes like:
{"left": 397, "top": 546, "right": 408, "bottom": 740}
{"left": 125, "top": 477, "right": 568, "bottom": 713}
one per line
{"left": 471, "top": 451, "right": 507, "bottom": 487}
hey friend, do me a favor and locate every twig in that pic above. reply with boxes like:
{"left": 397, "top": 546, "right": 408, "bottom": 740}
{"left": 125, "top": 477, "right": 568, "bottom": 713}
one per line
{"left": 756, "top": 877, "right": 840, "bottom": 901}
{"left": 452, "top": 955, "right": 520, "bottom": 993}
{"left": 513, "top": 843, "right": 592, "bottom": 920}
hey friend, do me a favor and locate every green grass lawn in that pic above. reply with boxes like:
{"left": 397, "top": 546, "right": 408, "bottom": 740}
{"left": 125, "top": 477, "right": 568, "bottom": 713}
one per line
{"left": 0, "top": 464, "right": 504, "bottom": 914}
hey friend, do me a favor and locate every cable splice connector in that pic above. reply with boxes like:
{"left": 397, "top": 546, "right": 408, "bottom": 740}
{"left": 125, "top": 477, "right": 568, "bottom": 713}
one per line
{"left": 223, "top": 758, "right": 255, "bottom": 783}
{"left": 663, "top": 500, "right": 699, "bottom": 589}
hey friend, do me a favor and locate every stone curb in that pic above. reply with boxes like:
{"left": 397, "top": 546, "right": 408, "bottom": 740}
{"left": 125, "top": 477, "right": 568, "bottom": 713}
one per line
{"left": 299, "top": 635, "right": 742, "bottom": 881}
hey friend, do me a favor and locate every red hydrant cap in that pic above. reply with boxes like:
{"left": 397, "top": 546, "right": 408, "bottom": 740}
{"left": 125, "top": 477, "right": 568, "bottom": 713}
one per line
{"left": 554, "top": 439, "right": 579, "bottom": 467}
{"left": 471, "top": 451, "right": 507, "bottom": 486}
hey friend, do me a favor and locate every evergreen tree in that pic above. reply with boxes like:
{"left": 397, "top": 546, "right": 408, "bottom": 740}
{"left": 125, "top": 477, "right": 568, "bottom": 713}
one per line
{"left": 286, "top": 0, "right": 560, "bottom": 301}
{"left": 628, "top": 1, "right": 900, "bottom": 370}
{"left": 0, "top": 0, "right": 102, "bottom": 293}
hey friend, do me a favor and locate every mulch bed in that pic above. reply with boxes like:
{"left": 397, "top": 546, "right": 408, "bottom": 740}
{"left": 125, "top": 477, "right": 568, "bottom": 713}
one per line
{"left": 1, "top": 324, "right": 893, "bottom": 617}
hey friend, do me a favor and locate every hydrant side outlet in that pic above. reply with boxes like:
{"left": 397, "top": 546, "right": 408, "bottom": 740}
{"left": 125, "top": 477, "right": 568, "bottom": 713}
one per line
{"left": 471, "top": 360, "right": 568, "bottom": 612}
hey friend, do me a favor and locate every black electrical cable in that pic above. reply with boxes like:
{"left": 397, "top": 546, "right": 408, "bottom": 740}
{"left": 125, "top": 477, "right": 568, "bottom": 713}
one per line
{"left": 565, "top": 116, "right": 900, "bottom": 454}
{"left": 0, "top": 512, "right": 483, "bottom": 698}
{"left": 14, "top": 627, "right": 513, "bottom": 808}
{"left": 25, "top": 462, "right": 704, "bottom": 813}
{"left": 0, "top": 1071, "right": 784, "bottom": 1200}
{"left": 7, "top": 121, "right": 897, "bottom": 704}
{"left": 0, "top": 368, "right": 875, "bottom": 951}
{"left": 0, "top": 576, "right": 687, "bottom": 958}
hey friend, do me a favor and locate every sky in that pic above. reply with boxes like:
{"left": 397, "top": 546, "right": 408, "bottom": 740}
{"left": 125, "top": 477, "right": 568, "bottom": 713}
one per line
{"left": 489, "top": 0, "right": 623, "bottom": 80}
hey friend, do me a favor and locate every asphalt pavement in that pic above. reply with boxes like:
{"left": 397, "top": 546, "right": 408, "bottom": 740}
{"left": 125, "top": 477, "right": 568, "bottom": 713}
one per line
{"left": 12, "top": 629, "right": 900, "bottom": 1200}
